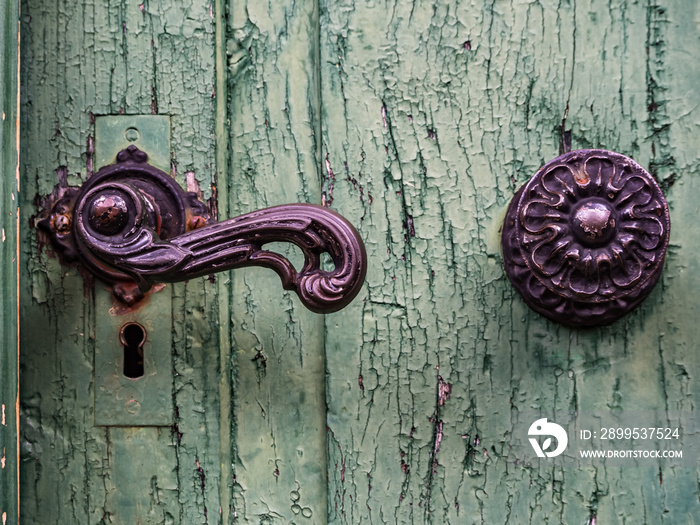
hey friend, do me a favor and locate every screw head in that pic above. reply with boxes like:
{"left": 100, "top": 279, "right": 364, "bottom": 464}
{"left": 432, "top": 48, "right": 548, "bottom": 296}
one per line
{"left": 52, "top": 213, "right": 72, "bottom": 233}
{"left": 124, "top": 127, "right": 140, "bottom": 142}
{"left": 188, "top": 215, "right": 207, "bottom": 230}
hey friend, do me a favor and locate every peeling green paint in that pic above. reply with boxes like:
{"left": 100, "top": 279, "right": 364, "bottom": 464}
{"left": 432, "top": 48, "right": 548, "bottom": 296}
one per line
{"left": 17, "top": 0, "right": 700, "bottom": 524}
{"left": 227, "top": 1, "right": 328, "bottom": 522}
{"left": 19, "top": 0, "right": 221, "bottom": 522}
{"left": 321, "top": 1, "right": 700, "bottom": 523}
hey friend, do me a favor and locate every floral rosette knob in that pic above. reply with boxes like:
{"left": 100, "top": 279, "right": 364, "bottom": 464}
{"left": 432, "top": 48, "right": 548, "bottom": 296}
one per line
{"left": 502, "top": 149, "right": 670, "bottom": 327}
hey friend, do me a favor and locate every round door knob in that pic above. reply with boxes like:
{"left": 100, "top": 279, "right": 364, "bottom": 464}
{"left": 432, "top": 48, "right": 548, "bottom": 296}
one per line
{"left": 502, "top": 149, "right": 670, "bottom": 327}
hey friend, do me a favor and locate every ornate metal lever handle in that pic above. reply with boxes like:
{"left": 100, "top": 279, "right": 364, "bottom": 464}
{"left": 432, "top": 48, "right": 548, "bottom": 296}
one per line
{"left": 40, "top": 146, "right": 367, "bottom": 312}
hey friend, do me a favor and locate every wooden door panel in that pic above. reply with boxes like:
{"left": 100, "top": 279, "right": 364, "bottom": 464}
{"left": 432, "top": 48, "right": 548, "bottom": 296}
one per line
{"left": 226, "top": 1, "right": 328, "bottom": 522}
{"left": 18, "top": 0, "right": 700, "bottom": 524}
{"left": 0, "top": 0, "right": 19, "bottom": 522}
{"left": 19, "top": 1, "right": 223, "bottom": 522}
{"left": 320, "top": 1, "right": 700, "bottom": 523}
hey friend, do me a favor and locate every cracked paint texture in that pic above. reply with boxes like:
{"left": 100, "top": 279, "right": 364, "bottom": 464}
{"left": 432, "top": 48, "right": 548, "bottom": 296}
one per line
{"left": 321, "top": 0, "right": 700, "bottom": 524}
{"left": 226, "top": 1, "right": 328, "bottom": 522}
{"left": 20, "top": 0, "right": 223, "bottom": 523}
{"left": 15, "top": 0, "right": 700, "bottom": 524}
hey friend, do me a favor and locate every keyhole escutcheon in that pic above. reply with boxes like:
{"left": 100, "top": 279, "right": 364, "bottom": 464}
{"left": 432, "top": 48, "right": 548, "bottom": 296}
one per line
{"left": 120, "top": 322, "right": 146, "bottom": 379}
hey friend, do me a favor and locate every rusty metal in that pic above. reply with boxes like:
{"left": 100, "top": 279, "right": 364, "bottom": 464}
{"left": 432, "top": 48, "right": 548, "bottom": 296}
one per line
{"left": 40, "top": 145, "right": 367, "bottom": 313}
{"left": 188, "top": 215, "right": 207, "bottom": 230}
{"left": 501, "top": 149, "right": 670, "bottom": 327}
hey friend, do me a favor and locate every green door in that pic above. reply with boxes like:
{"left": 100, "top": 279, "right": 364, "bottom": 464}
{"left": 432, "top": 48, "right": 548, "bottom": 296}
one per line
{"left": 0, "top": 0, "right": 20, "bottom": 523}
{"left": 17, "top": 0, "right": 700, "bottom": 524}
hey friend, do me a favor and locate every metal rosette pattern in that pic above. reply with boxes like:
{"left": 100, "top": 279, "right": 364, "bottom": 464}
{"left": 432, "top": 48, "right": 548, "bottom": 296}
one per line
{"left": 502, "top": 149, "right": 670, "bottom": 327}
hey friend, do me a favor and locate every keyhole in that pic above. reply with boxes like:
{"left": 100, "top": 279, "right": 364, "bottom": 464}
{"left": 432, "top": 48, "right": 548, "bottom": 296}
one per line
{"left": 120, "top": 322, "right": 146, "bottom": 379}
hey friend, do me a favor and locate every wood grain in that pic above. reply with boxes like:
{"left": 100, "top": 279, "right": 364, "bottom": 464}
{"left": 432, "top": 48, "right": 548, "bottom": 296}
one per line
{"left": 19, "top": 1, "right": 222, "bottom": 522}
{"left": 17, "top": 0, "right": 700, "bottom": 523}
{"left": 226, "top": 1, "right": 328, "bottom": 522}
{"left": 0, "top": 0, "right": 19, "bottom": 523}
{"left": 321, "top": 1, "right": 700, "bottom": 523}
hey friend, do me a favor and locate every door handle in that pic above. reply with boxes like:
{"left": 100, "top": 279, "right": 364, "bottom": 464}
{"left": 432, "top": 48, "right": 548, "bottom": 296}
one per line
{"left": 502, "top": 149, "right": 670, "bottom": 326}
{"left": 39, "top": 145, "right": 367, "bottom": 312}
